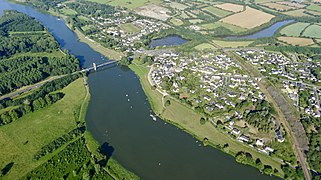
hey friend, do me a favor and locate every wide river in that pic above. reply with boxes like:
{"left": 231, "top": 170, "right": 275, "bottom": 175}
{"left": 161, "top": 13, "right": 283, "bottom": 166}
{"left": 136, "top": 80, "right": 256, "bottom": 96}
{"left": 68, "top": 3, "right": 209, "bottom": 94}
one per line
{"left": 0, "top": 1, "right": 278, "bottom": 179}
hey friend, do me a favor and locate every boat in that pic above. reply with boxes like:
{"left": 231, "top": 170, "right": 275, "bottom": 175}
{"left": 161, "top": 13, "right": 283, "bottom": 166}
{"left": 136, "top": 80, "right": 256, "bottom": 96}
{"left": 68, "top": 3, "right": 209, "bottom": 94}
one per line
{"left": 149, "top": 114, "right": 157, "bottom": 121}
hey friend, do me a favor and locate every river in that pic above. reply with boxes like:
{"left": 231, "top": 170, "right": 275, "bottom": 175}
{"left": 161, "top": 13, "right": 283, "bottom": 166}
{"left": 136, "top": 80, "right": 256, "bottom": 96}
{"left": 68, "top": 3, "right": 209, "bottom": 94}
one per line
{"left": 0, "top": 1, "right": 278, "bottom": 179}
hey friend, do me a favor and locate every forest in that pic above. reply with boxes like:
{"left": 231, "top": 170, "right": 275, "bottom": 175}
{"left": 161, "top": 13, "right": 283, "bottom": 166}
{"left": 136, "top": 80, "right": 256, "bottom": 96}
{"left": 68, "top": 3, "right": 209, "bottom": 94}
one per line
{"left": 0, "top": 11, "right": 80, "bottom": 95}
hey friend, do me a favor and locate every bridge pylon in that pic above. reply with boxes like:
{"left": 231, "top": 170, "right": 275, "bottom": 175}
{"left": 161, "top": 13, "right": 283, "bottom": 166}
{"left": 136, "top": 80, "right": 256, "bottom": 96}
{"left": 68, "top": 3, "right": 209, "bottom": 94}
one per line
{"left": 93, "top": 63, "right": 97, "bottom": 71}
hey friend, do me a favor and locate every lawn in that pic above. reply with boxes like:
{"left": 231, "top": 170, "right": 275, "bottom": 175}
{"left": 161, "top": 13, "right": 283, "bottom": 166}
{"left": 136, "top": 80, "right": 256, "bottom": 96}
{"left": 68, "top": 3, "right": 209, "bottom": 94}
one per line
{"left": 129, "top": 63, "right": 285, "bottom": 176}
{"left": 195, "top": 43, "right": 216, "bottom": 50}
{"left": 212, "top": 39, "right": 254, "bottom": 48}
{"left": 302, "top": 24, "right": 321, "bottom": 38}
{"left": 203, "top": 6, "right": 232, "bottom": 17}
{"left": 279, "top": 22, "right": 310, "bottom": 36}
{"left": 0, "top": 78, "right": 86, "bottom": 179}
{"left": 119, "top": 23, "right": 141, "bottom": 33}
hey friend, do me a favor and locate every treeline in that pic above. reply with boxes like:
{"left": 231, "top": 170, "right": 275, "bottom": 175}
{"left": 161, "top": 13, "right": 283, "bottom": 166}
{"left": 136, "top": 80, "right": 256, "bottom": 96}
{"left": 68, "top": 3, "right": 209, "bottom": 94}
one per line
{"left": 33, "top": 126, "right": 86, "bottom": 160}
{"left": 66, "top": 1, "right": 115, "bottom": 17}
{"left": 0, "top": 55, "right": 80, "bottom": 95}
{"left": 0, "top": 93, "right": 64, "bottom": 126}
{"left": 0, "top": 10, "right": 44, "bottom": 36}
{"left": 266, "top": 46, "right": 321, "bottom": 57}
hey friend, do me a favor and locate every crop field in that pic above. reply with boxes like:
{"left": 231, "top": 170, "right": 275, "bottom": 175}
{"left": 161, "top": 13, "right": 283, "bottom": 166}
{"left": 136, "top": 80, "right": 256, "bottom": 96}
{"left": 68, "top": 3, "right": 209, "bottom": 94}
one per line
{"left": 306, "top": 9, "right": 321, "bottom": 16}
{"left": 279, "top": 22, "right": 310, "bottom": 36}
{"left": 212, "top": 40, "right": 254, "bottom": 48}
{"left": 200, "top": 21, "right": 247, "bottom": 33}
{"left": 203, "top": 6, "right": 232, "bottom": 17}
{"left": 195, "top": 43, "right": 216, "bottom": 50}
{"left": 168, "top": 2, "right": 188, "bottom": 10}
{"left": 283, "top": 9, "right": 310, "bottom": 16}
{"left": 220, "top": 6, "right": 275, "bottom": 29}
{"left": 307, "top": 4, "right": 321, "bottom": 12}
{"left": 302, "top": 24, "right": 321, "bottom": 38}
{"left": 214, "top": 3, "right": 244, "bottom": 12}
{"left": 278, "top": 1, "right": 306, "bottom": 8}
{"left": 278, "top": 37, "right": 314, "bottom": 46}
{"left": 0, "top": 79, "right": 86, "bottom": 179}
{"left": 119, "top": 23, "right": 141, "bottom": 33}
{"left": 261, "top": 2, "right": 296, "bottom": 11}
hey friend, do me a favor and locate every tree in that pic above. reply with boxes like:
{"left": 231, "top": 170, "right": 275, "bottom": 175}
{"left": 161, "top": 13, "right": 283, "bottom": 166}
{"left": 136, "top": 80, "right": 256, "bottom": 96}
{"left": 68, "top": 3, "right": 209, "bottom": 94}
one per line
{"left": 165, "top": 100, "right": 171, "bottom": 107}
{"left": 200, "top": 117, "right": 206, "bottom": 125}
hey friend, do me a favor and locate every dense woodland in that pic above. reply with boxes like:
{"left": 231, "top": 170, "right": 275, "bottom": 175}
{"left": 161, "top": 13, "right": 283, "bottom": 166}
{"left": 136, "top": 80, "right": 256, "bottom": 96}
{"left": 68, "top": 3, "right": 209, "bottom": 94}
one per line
{"left": 0, "top": 11, "right": 80, "bottom": 95}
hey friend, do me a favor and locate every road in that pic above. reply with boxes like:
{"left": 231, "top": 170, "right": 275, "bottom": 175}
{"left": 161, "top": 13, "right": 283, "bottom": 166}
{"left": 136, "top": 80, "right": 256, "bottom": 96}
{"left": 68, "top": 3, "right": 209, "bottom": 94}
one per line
{"left": 212, "top": 43, "right": 311, "bottom": 180}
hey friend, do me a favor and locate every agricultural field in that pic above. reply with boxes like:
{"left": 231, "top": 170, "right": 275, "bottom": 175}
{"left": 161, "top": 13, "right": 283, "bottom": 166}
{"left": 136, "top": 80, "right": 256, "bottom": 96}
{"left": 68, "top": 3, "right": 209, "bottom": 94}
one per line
{"left": 302, "top": 24, "right": 321, "bottom": 38}
{"left": 119, "top": 23, "right": 141, "bottom": 33}
{"left": 180, "top": 11, "right": 190, "bottom": 19}
{"left": 261, "top": 2, "right": 297, "bottom": 11}
{"left": 214, "top": 3, "right": 244, "bottom": 13}
{"left": 307, "top": 4, "right": 321, "bottom": 12}
{"left": 314, "top": 0, "right": 321, "bottom": 3}
{"left": 59, "top": 8, "right": 77, "bottom": 15}
{"left": 283, "top": 9, "right": 310, "bottom": 17}
{"left": 194, "top": 43, "right": 216, "bottom": 50}
{"left": 203, "top": 6, "right": 232, "bottom": 17}
{"left": 278, "top": 1, "right": 306, "bottom": 8}
{"left": 189, "top": 19, "right": 203, "bottom": 24}
{"left": 220, "top": 6, "right": 275, "bottom": 29}
{"left": 277, "top": 37, "right": 314, "bottom": 46}
{"left": 168, "top": 2, "right": 188, "bottom": 10}
{"left": 279, "top": 22, "right": 310, "bottom": 36}
{"left": 212, "top": 39, "right": 254, "bottom": 48}
{"left": 200, "top": 21, "right": 247, "bottom": 33}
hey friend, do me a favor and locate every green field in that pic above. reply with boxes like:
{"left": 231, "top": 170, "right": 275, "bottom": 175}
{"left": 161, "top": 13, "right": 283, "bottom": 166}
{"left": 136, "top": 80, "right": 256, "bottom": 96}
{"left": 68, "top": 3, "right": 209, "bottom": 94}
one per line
{"left": 0, "top": 79, "right": 86, "bottom": 179}
{"left": 60, "top": 8, "right": 77, "bottom": 15}
{"left": 129, "top": 63, "right": 284, "bottom": 177}
{"left": 170, "top": 18, "right": 184, "bottom": 26}
{"left": 119, "top": 23, "right": 141, "bottom": 33}
{"left": 279, "top": 22, "right": 310, "bottom": 37}
{"left": 201, "top": 21, "right": 247, "bottom": 33}
{"left": 203, "top": 6, "right": 232, "bottom": 17}
{"left": 90, "top": 0, "right": 161, "bottom": 9}
{"left": 307, "top": 4, "right": 321, "bottom": 12}
{"left": 302, "top": 24, "right": 321, "bottom": 38}
{"left": 213, "top": 40, "right": 254, "bottom": 48}
{"left": 81, "top": 25, "right": 94, "bottom": 32}
{"left": 195, "top": 43, "right": 216, "bottom": 50}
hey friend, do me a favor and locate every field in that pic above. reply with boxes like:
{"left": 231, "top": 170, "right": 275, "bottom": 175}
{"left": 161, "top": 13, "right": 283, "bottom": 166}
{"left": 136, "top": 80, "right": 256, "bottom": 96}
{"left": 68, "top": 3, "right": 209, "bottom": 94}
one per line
{"left": 220, "top": 6, "right": 275, "bottom": 29}
{"left": 0, "top": 79, "right": 86, "bottom": 179}
{"left": 129, "top": 63, "right": 285, "bottom": 176}
{"left": 195, "top": 43, "right": 216, "bottom": 50}
{"left": 283, "top": 9, "right": 310, "bottom": 17}
{"left": 261, "top": 2, "right": 296, "bottom": 11}
{"left": 99, "top": 0, "right": 162, "bottom": 9}
{"left": 212, "top": 39, "right": 254, "bottom": 48}
{"left": 307, "top": 4, "right": 321, "bottom": 12}
{"left": 168, "top": 2, "right": 188, "bottom": 10}
{"left": 203, "top": 6, "right": 232, "bottom": 17}
{"left": 214, "top": 3, "right": 244, "bottom": 12}
{"left": 278, "top": 37, "right": 314, "bottom": 46}
{"left": 302, "top": 24, "right": 321, "bottom": 38}
{"left": 314, "top": 0, "right": 321, "bottom": 3}
{"left": 136, "top": 4, "right": 171, "bottom": 21}
{"left": 119, "top": 23, "right": 141, "bottom": 33}
{"left": 170, "top": 18, "right": 184, "bottom": 26}
{"left": 279, "top": 22, "right": 310, "bottom": 36}
{"left": 200, "top": 21, "right": 247, "bottom": 33}
{"left": 60, "top": 8, "right": 77, "bottom": 15}
{"left": 189, "top": 19, "right": 203, "bottom": 24}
